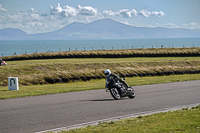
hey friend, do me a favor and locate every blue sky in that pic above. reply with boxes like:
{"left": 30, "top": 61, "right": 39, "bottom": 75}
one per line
{"left": 0, "top": 0, "right": 200, "bottom": 34}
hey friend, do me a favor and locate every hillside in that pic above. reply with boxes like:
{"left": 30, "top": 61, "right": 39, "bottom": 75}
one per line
{"left": 0, "top": 19, "right": 200, "bottom": 40}
{"left": 0, "top": 28, "right": 28, "bottom": 40}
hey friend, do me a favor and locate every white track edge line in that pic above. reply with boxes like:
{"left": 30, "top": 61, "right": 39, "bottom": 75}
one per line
{"left": 36, "top": 103, "right": 200, "bottom": 133}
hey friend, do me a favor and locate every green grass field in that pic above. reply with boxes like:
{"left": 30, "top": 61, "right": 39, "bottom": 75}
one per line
{"left": 0, "top": 74, "right": 200, "bottom": 99}
{"left": 59, "top": 105, "right": 200, "bottom": 133}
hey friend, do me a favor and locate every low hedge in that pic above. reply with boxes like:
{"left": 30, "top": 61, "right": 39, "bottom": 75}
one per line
{"left": 2, "top": 48, "right": 200, "bottom": 61}
{"left": 31, "top": 69, "right": 200, "bottom": 85}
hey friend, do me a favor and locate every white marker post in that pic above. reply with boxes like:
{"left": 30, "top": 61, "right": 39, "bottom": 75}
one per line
{"left": 8, "top": 77, "right": 19, "bottom": 91}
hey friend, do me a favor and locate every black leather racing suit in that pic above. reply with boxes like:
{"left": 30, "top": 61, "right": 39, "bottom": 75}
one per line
{"left": 105, "top": 73, "right": 129, "bottom": 88}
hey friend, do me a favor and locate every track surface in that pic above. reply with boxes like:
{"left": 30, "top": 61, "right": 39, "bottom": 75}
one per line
{"left": 0, "top": 80, "right": 200, "bottom": 133}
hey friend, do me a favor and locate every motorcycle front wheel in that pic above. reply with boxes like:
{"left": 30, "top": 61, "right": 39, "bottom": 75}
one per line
{"left": 128, "top": 88, "right": 136, "bottom": 99}
{"left": 110, "top": 88, "right": 121, "bottom": 100}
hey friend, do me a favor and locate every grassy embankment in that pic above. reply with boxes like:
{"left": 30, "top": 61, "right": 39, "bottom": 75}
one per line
{"left": 59, "top": 105, "right": 200, "bottom": 133}
{"left": 0, "top": 57, "right": 200, "bottom": 86}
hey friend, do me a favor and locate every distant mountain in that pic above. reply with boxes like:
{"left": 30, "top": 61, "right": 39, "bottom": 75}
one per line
{"left": 1, "top": 19, "right": 200, "bottom": 40}
{"left": 0, "top": 28, "right": 28, "bottom": 40}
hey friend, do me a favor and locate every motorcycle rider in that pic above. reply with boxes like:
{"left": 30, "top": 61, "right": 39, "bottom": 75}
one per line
{"left": 104, "top": 69, "right": 130, "bottom": 89}
{"left": 0, "top": 58, "right": 7, "bottom": 65}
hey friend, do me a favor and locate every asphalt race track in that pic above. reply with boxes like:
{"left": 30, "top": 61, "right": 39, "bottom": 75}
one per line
{"left": 0, "top": 80, "right": 200, "bottom": 133}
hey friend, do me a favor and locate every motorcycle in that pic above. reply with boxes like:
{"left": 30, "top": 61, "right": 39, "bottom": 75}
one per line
{"left": 106, "top": 78, "right": 135, "bottom": 100}
{"left": 0, "top": 60, "right": 7, "bottom": 65}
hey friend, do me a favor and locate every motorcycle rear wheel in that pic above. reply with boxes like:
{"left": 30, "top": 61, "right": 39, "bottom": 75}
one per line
{"left": 110, "top": 88, "right": 121, "bottom": 100}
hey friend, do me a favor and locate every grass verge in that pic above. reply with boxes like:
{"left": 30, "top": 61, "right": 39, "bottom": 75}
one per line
{"left": 59, "top": 105, "right": 200, "bottom": 133}
{"left": 0, "top": 74, "right": 200, "bottom": 99}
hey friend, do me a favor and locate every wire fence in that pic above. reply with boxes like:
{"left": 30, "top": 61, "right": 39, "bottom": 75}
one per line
{"left": 1, "top": 44, "right": 199, "bottom": 58}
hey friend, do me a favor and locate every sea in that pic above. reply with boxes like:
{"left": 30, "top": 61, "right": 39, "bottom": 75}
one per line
{"left": 0, "top": 38, "right": 200, "bottom": 57}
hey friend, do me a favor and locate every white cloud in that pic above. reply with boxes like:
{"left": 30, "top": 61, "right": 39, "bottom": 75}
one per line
{"left": 3, "top": 9, "right": 43, "bottom": 24}
{"left": 0, "top": 5, "right": 7, "bottom": 12}
{"left": 182, "top": 22, "right": 200, "bottom": 29}
{"left": 7, "top": 13, "right": 23, "bottom": 23}
{"left": 103, "top": 10, "right": 119, "bottom": 17}
{"left": 143, "top": 22, "right": 200, "bottom": 30}
{"left": 103, "top": 9, "right": 137, "bottom": 18}
{"left": 77, "top": 5, "right": 97, "bottom": 16}
{"left": 151, "top": 11, "right": 165, "bottom": 17}
{"left": 61, "top": 5, "right": 78, "bottom": 17}
{"left": 31, "top": 14, "right": 40, "bottom": 21}
{"left": 50, "top": 3, "right": 63, "bottom": 15}
{"left": 0, "top": 3, "right": 169, "bottom": 34}
{"left": 139, "top": 10, "right": 152, "bottom": 17}
{"left": 50, "top": 3, "right": 98, "bottom": 18}
{"left": 29, "top": 8, "right": 39, "bottom": 14}
{"left": 103, "top": 9, "right": 164, "bottom": 18}
{"left": 139, "top": 10, "right": 165, "bottom": 17}
{"left": 156, "top": 23, "right": 179, "bottom": 28}
{"left": 120, "top": 20, "right": 133, "bottom": 26}
{"left": 119, "top": 9, "right": 137, "bottom": 18}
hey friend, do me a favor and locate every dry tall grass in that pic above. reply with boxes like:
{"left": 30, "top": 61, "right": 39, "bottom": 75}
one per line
{"left": 0, "top": 57, "right": 200, "bottom": 86}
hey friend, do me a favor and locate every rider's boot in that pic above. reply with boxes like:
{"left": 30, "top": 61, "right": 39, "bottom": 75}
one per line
{"left": 127, "top": 87, "right": 132, "bottom": 91}
{"left": 124, "top": 84, "right": 131, "bottom": 90}
{"left": 125, "top": 85, "right": 132, "bottom": 91}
